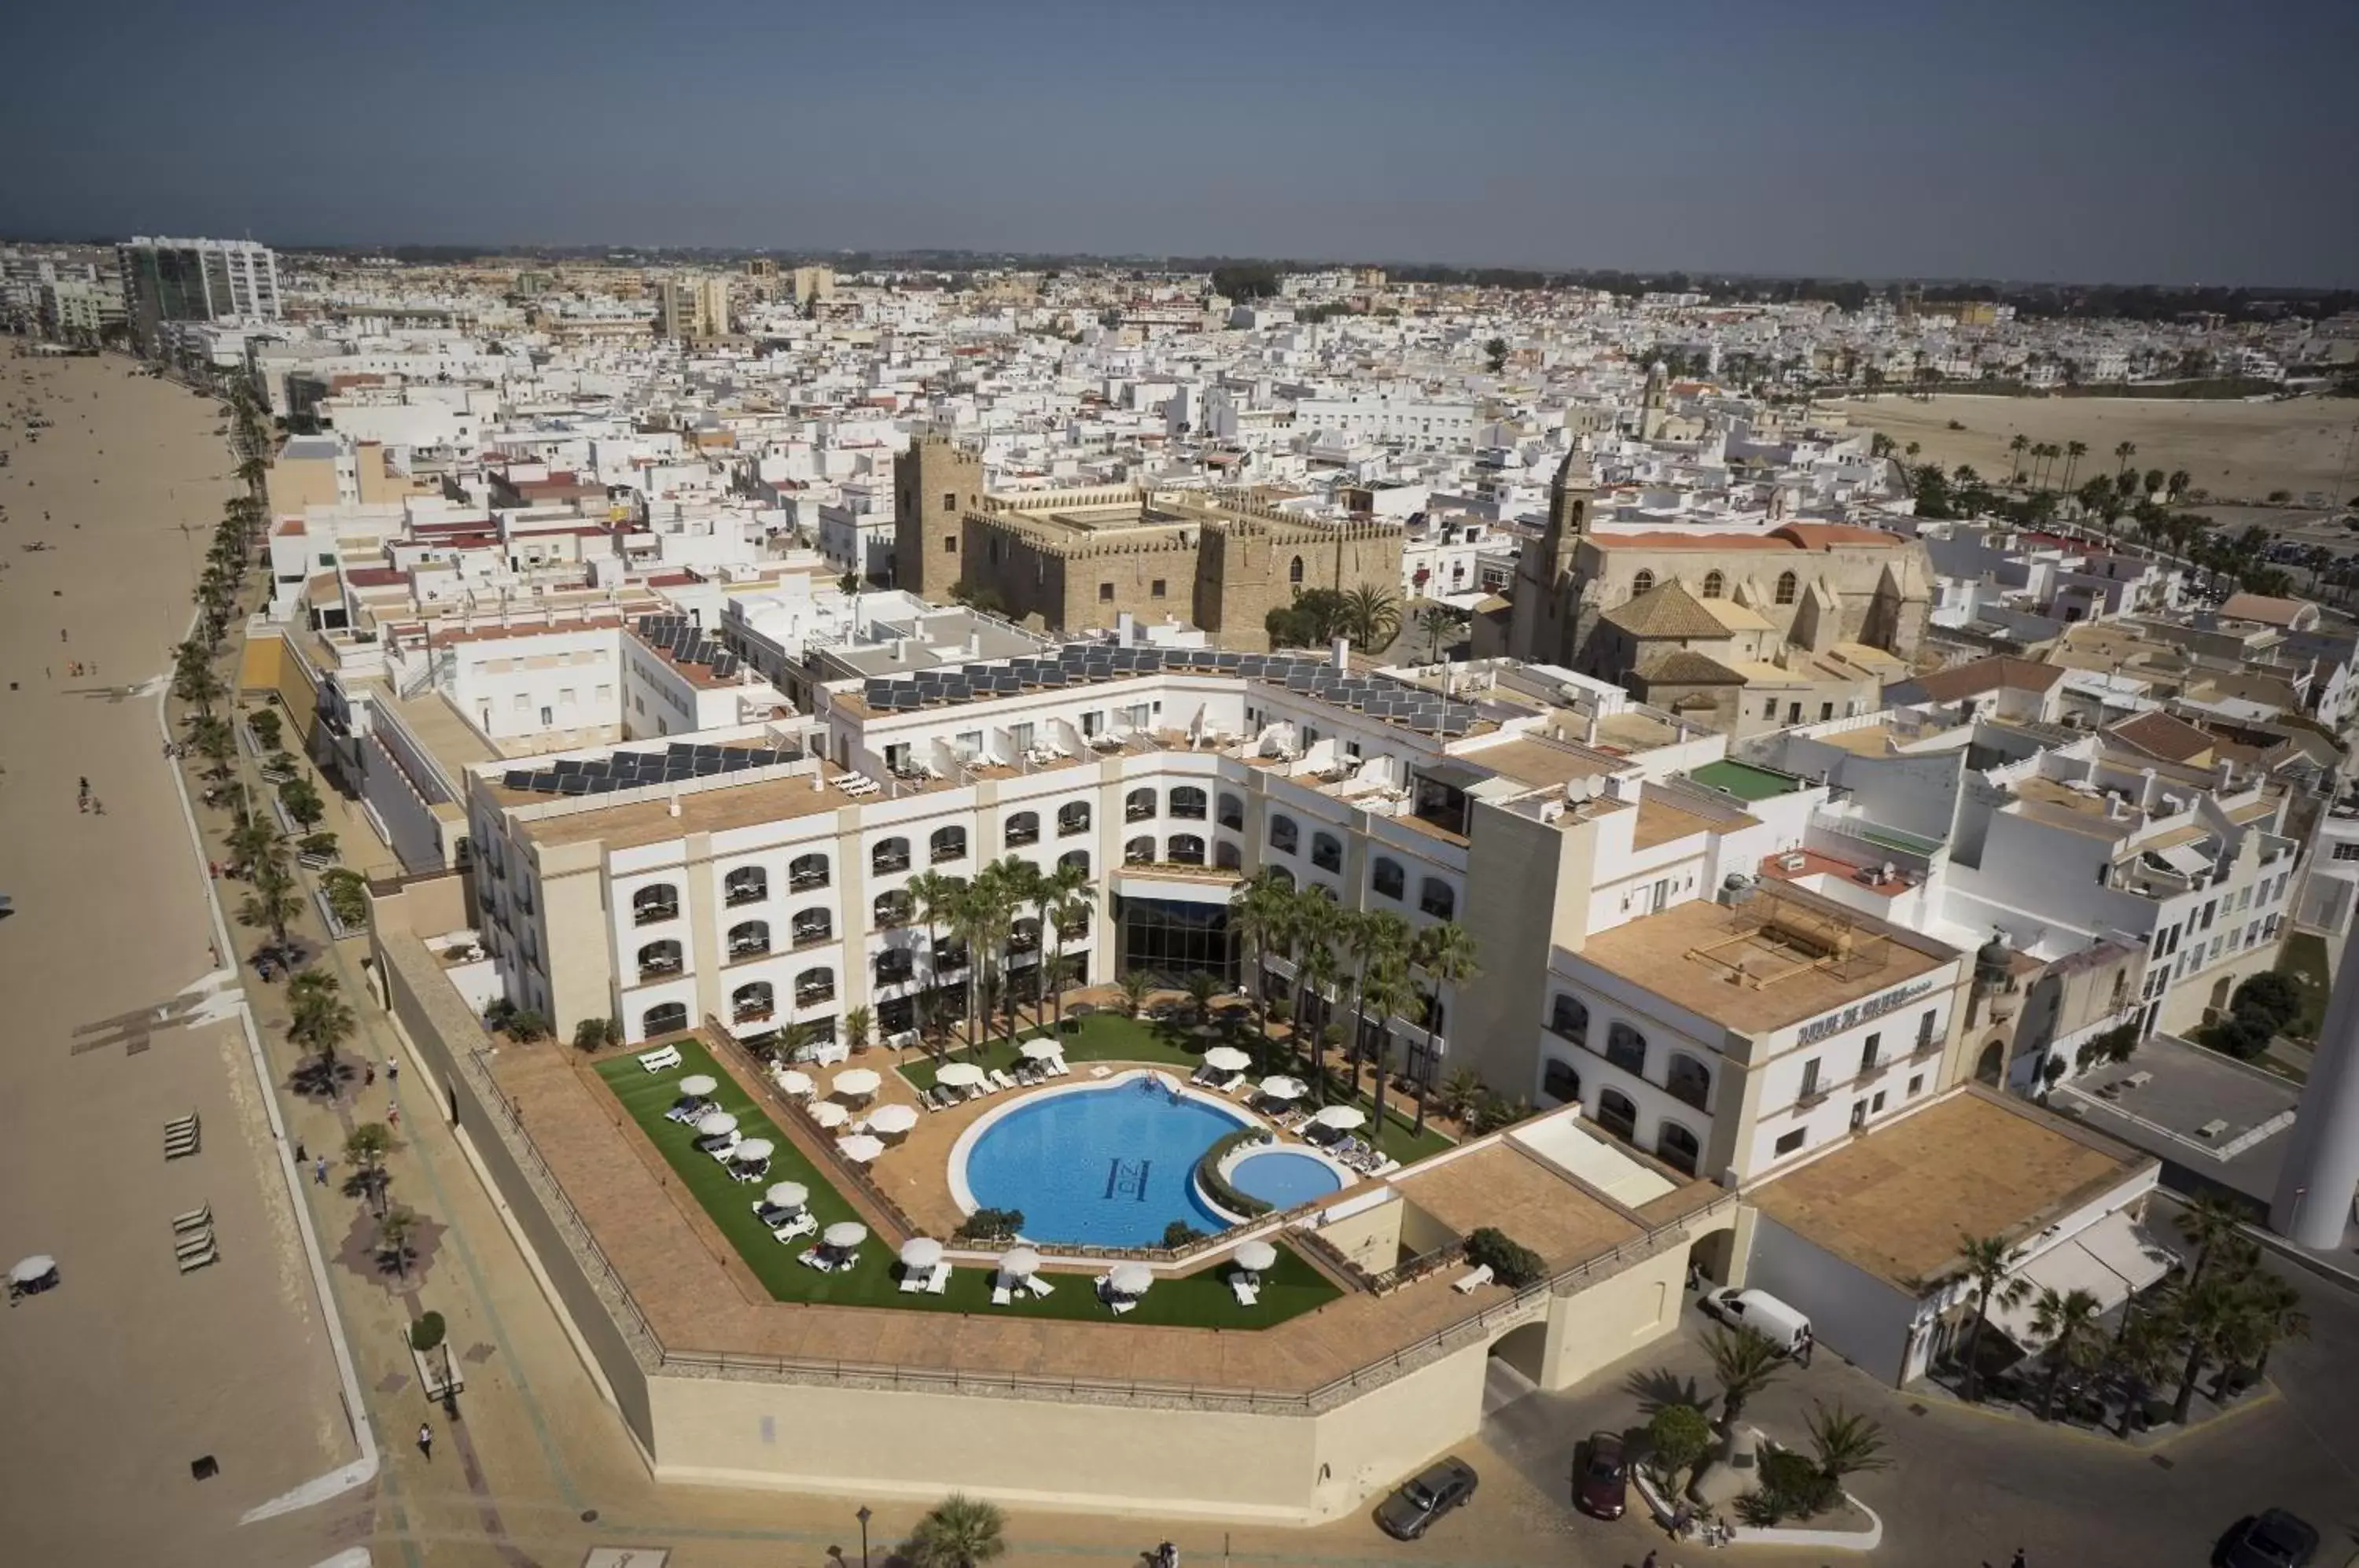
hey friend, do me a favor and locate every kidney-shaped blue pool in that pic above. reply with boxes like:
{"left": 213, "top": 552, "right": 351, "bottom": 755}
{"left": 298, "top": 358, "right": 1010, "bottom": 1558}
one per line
{"left": 958, "top": 1076, "right": 1249, "bottom": 1246}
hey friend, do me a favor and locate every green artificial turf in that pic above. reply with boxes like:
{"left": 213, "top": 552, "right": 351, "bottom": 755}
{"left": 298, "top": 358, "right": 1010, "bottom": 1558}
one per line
{"left": 2275, "top": 930, "right": 2331, "bottom": 1040}
{"left": 594, "top": 1038, "right": 1340, "bottom": 1327}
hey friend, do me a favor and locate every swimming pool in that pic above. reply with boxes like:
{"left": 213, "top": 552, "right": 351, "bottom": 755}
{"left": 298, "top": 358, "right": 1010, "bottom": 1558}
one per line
{"left": 1226, "top": 1148, "right": 1347, "bottom": 1209}
{"left": 956, "top": 1075, "right": 1250, "bottom": 1246}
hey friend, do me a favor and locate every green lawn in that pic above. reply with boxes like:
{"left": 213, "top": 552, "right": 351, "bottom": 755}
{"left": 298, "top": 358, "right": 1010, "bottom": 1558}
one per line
{"left": 594, "top": 1038, "right": 1338, "bottom": 1327}
{"left": 2276, "top": 931, "right": 2331, "bottom": 1040}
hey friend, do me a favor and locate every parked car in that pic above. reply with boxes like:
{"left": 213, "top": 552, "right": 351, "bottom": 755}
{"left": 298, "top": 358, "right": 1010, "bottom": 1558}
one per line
{"left": 1374, "top": 1457, "right": 1478, "bottom": 1540}
{"left": 1573, "top": 1432, "right": 1628, "bottom": 1520}
{"left": 1698, "top": 1286, "right": 1812, "bottom": 1356}
{"left": 2220, "top": 1509, "right": 2320, "bottom": 1568}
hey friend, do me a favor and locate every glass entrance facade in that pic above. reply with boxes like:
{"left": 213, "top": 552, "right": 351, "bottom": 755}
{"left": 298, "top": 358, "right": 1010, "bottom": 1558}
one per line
{"left": 1113, "top": 894, "right": 1236, "bottom": 987}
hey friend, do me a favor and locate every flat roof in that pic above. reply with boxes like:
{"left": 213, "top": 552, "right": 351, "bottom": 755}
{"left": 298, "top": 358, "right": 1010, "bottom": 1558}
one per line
{"left": 1393, "top": 1143, "right": 1644, "bottom": 1268}
{"left": 1459, "top": 737, "right": 1621, "bottom": 792}
{"left": 1691, "top": 759, "right": 1805, "bottom": 802}
{"left": 1573, "top": 887, "right": 1954, "bottom": 1036}
{"left": 505, "top": 762, "right": 878, "bottom": 850}
{"left": 1750, "top": 1088, "right": 2151, "bottom": 1292}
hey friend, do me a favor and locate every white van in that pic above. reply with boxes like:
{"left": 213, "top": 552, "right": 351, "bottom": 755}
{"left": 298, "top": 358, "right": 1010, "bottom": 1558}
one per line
{"left": 1699, "top": 1287, "right": 1811, "bottom": 1356}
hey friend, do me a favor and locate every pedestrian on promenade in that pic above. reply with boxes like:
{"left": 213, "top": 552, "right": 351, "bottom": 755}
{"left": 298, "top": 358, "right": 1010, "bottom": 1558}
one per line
{"left": 386, "top": 1057, "right": 398, "bottom": 1084}
{"left": 364, "top": 1064, "right": 375, "bottom": 1088}
{"left": 2010, "top": 1551, "right": 2026, "bottom": 1568}
{"left": 294, "top": 1140, "right": 307, "bottom": 1165}
{"left": 388, "top": 1102, "right": 400, "bottom": 1131}
{"left": 417, "top": 1423, "right": 432, "bottom": 1462}
{"left": 313, "top": 1157, "right": 328, "bottom": 1185}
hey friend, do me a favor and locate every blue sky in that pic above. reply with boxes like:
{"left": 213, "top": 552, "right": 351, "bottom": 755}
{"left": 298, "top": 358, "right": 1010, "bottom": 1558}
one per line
{"left": 5, "top": 0, "right": 2354, "bottom": 285}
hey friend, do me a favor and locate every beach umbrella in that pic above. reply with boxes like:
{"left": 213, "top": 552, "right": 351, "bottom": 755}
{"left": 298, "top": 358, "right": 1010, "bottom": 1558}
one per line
{"left": 999, "top": 1245, "right": 1041, "bottom": 1282}
{"left": 764, "top": 1182, "right": 809, "bottom": 1212}
{"left": 837, "top": 1134, "right": 885, "bottom": 1164}
{"left": 1107, "top": 1261, "right": 1154, "bottom": 1297}
{"left": 832, "top": 1067, "right": 881, "bottom": 1099}
{"left": 937, "top": 1062, "right": 987, "bottom": 1088}
{"left": 678, "top": 1073, "right": 718, "bottom": 1097}
{"left": 900, "top": 1236, "right": 945, "bottom": 1271}
{"left": 1233, "top": 1239, "right": 1278, "bottom": 1273}
{"left": 1203, "top": 1046, "right": 1252, "bottom": 1073}
{"left": 822, "top": 1220, "right": 869, "bottom": 1250}
{"left": 8, "top": 1255, "right": 57, "bottom": 1286}
{"left": 867, "top": 1102, "right": 919, "bottom": 1135}
{"left": 694, "top": 1111, "right": 738, "bottom": 1138}
{"left": 775, "top": 1069, "right": 814, "bottom": 1097}
{"left": 808, "top": 1100, "right": 849, "bottom": 1128}
{"left": 731, "top": 1139, "right": 775, "bottom": 1164}
{"left": 1257, "top": 1076, "right": 1305, "bottom": 1101}
{"left": 1018, "top": 1039, "right": 1064, "bottom": 1062}
{"left": 1311, "top": 1105, "right": 1367, "bottom": 1131}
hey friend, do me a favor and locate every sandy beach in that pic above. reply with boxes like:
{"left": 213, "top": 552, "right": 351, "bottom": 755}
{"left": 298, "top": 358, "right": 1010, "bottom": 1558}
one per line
{"left": 0, "top": 352, "right": 357, "bottom": 1565}
{"left": 1833, "top": 392, "right": 2359, "bottom": 506}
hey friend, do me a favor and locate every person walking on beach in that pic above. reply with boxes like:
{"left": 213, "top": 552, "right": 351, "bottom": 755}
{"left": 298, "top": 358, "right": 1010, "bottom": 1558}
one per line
{"left": 416, "top": 1423, "right": 432, "bottom": 1462}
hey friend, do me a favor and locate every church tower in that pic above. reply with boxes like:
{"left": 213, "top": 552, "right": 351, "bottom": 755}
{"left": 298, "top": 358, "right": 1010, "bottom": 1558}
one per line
{"left": 1509, "top": 452, "right": 1594, "bottom": 664}
{"left": 1639, "top": 360, "right": 1669, "bottom": 441}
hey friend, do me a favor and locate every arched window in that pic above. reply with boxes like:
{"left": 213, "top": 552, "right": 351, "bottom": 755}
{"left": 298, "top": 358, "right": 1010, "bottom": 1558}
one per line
{"left": 1004, "top": 811, "right": 1040, "bottom": 847}
{"left": 1542, "top": 1058, "right": 1581, "bottom": 1105}
{"left": 1372, "top": 857, "right": 1406, "bottom": 900}
{"left": 1596, "top": 1088, "right": 1639, "bottom": 1143}
{"left": 727, "top": 920, "right": 771, "bottom": 959}
{"left": 1550, "top": 994, "right": 1589, "bottom": 1043}
{"left": 790, "top": 907, "right": 833, "bottom": 947}
{"left": 1268, "top": 814, "right": 1299, "bottom": 854}
{"left": 1266, "top": 863, "right": 1295, "bottom": 889}
{"left": 1055, "top": 903, "right": 1091, "bottom": 940}
{"left": 1124, "top": 787, "right": 1157, "bottom": 823}
{"left": 731, "top": 981, "right": 775, "bottom": 1021}
{"left": 642, "top": 1001, "right": 688, "bottom": 1037}
{"left": 1775, "top": 570, "right": 1798, "bottom": 606}
{"left": 1311, "top": 831, "right": 1343, "bottom": 872}
{"left": 1058, "top": 801, "right": 1091, "bottom": 837}
{"left": 1631, "top": 569, "right": 1655, "bottom": 597}
{"left": 1217, "top": 792, "right": 1245, "bottom": 830}
{"left": 1167, "top": 834, "right": 1205, "bottom": 865}
{"left": 872, "top": 837, "right": 911, "bottom": 876}
{"left": 636, "top": 939, "right": 683, "bottom": 979}
{"left": 1214, "top": 840, "right": 1242, "bottom": 870}
{"left": 929, "top": 826, "right": 967, "bottom": 864}
{"left": 1701, "top": 569, "right": 1724, "bottom": 598}
{"left": 632, "top": 882, "right": 679, "bottom": 926}
{"left": 1008, "top": 918, "right": 1042, "bottom": 955}
{"left": 1666, "top": 1052, "right": 1712, "bottom": 1111}
{"left": 1289, "top": 554, "right": 1305, "bottom": 586}
{"left": 1058, "top": 848, "right": 1091, "bottom": 878}
{"left": 1169, "top": 786, "right": 1207, "bottom": 820}
{"left": 1655, "top": 1121, "right": 1702, "bottom": 1176}
{"left": 1419, "top": 877, "right": 1456, "bottom": 919}
{"left": 1124, "top": 835, "right": 1156, "bottom": 865}
{"left": 874, "top": 948, "right": 914, "bottom": 986}
{"left": 788, "top": 852, "right": 830, "bottom": 890}
{"left": 1605, "top": 1021, "right": 1647, "bottom": 1075}
{"left": 724, "top": 865, "right": 767, "bottom": 906}
{"left": 872, "top": 889, "right": 913, "bottom": 929}
{"left": 794, "top": 966, "right": 835, "bottom": 1006}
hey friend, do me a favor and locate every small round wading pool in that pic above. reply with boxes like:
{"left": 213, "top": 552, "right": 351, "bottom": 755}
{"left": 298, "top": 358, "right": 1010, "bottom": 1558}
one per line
{"left": 1225, "top": 1148, "right": 1346, "bottom": 1209}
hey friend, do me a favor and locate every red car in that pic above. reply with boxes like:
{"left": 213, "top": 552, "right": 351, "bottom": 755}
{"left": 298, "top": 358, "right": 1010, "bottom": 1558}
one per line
{"left": 1575, "top": 1432, "right": 1628, "bottom": 1520}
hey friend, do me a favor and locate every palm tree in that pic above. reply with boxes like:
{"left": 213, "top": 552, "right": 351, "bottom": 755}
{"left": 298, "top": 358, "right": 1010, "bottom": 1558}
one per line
{"left": 2027, "top": 1286, "right": 2105, "bottom": 1419}
{"left": 1954, "top": 1232, "right": 2030, "bottom": 1402}
{"left": 2168, "top": 1272, "right": 2244, "bottom": 1425}
{"left": 2007, "top": 433, "right": 2030, "bottom": 484}
{"left": 1360, "top": 959, "right": 1414, "bottom": 1147}
{"left": 234, "top": 455, "right": 269, "bottom": 495}
{"left": 2113, "top": 440, "right": 2137, "bottom": 480}
{"left": 2063, "top": 440, "right": 2088, "bottom": 491}
{"left": 2166, "top": 468, "right": 2191, "bottom": 500}
{"left": 1339, "top": 584, "right": 1400, "bottom": 652}
{"left": 1803, "top": 1401, "right": 1888, "bottom": 1487}
{"left": 2173, "top": 1192, "right": 2250, "bottom": 1291}
{"left": 1339, "top": 909, "right": 1408, "bottom": 1092}
{"left": 344, "top": 1121, "right": 393, "bottom": 1213}
{"left": 906, "top": 870, "right": 962, "bottom": 1057}
{"left": 844, "top": 1003, "right": 874, "bottom": 1056}
{"left": 1227, "top": 872, "right": 1289, "bottom": 1073}
{"left": 290, "top": 971, "right": 358, "bottom": 1071}
{"left": 1293, "top": 909, "right": 1343, "bottom": 1103}
{"left": 1408, "top": 922, "right": 1478, "bottom": 1135}
{"left": 905, "top": 1494, "right": 1007, "bottom": 1568}
{"left": 1117, "top": 968, "right": 1153, "bottom": 1018}
{"left": 172, "top": 640, "right": 224, "bottom": 718}
{"left": 2106, "top": 1305, "right": 2179, "bottom": 1436}
{"left": 1042, "top": 859, "right": 1094, "bottom": 1036}
{"left": 377, "top": 1205, "right": 421, "bottom": 1279}
{"left": 968, "top": 857, "right": 1027, "bottom": 1045}
{"left": 227, "top": 811, "right": 285, "bottom": 878}
{"left": 1183, "top": 970, "right": 1221, "bottom": 1027}
{"left": 1952, "top": 463, "right": 1980, "bottom": 487}
{"left": 1705, "top": 1324, "right": 1783, "bottom": 1425}
{"left": 238, "top": 864, "right": 304, "bottom": 958}
{"left": 1417, "top": 604, "right": 1459, "bottom": 663}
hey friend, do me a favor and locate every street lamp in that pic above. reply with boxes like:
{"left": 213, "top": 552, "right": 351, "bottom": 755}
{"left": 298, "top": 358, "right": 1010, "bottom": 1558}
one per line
{"left": 857, "top": 1504, "right": 873, "bottom": 1568}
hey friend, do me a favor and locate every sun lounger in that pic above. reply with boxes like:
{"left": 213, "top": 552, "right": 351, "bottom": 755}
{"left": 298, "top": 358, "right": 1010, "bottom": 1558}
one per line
{"left": 992, "top": 1283, "right": 1013, "bottom": 1305}
{"left": 164, "top": 1112, "right": 201, "bottom": 1159}
{"left": 1231, "top": 1278, "right": 1260, "bottom": 1307}
{"left": 926, "top": 1261, "right": 952, "bottom": 1294}
{"left": 797, "top": 1246, "right": 830, "bottom": 1269}
{"left": 638, "top": 1046, "right": 683, "bottom": 1073}
{"left": 177, "top": 1242, "right": 218, "bottom": 1273}
{"left": 1216, "top": 1073, "right": 1247, "bottom": 1095}
{"left": 989, "top": 1069, "right": 1019, "bottom": 1092}
{"left": 1452, "top": 1264, "right": 1494, "bottom": 1294}
{"left": 1025, "top": 1273, "right": 1054, "bottom": 1297}
{"left": 1110, "top": 1297, "right": 1135, "bottom": 1315}
{"left": 771, "top": 1213, "right": 817, "bottom": 1242}
{"left": 175, "top": 1231, "right": 215, "bottom": 1259}
{"left": 171, "top": 1205, "right": 212, "bottom": 1235}
{"left": 900, "top": 1267, "right": 929, "bottom": 1294}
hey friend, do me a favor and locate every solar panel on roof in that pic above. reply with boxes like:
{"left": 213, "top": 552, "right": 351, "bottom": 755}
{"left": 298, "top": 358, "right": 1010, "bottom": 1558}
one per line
{"left": 528, "top": 772, "right": 561, "bottom": 791}
{"left": 558, "top": 775, "right": 591, "bottom": 795}
{"left": 588, "top": 776, "right": 620, "bottom": 793}
{"left": 1037, "top": 667, "right": 1068, "bottom": 686}
{"left": 503, "top": 770, "right": 535, "bottom": 790}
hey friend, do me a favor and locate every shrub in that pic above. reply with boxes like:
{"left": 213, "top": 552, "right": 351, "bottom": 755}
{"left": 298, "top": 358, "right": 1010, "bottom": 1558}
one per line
{"left": 1463, "top": 1226, "right": 1545, "bottom": 1289}
{"left": 409, "top": 1311, "right": 446, "bottom": 1353}
{"left": 248, "top": 708, "right": 283, "bottom": 751}
{"left": 299, "top": 831, "right": 339, "bottom": 859}
{"left": 2229, "top": 972, "right": 2302, "bottom": 1033}
{"left": 2203, "top": 1012, "right": 2273, "bottom": 1061}
{"left": 1646, "top": 1402, "right": 1713, "bottom": 1487}
{"left": 1740, "top": 1447, "right": 1840, "bottom": 1526}
{"left": 1161, "top": 1220, "right": 1205, "bottom": 1250}
{"left": 508, "top": 1008, "right": 550, "bottom": 1043}
{"left": 1194, "top": 1128, "right": 1272, "bottom": 1218}
{"left": 954, "top": 1207, "right": 1025, "bottom": 1243}
{"left": 321, "top": 868, "right": 369, "bottom": 928}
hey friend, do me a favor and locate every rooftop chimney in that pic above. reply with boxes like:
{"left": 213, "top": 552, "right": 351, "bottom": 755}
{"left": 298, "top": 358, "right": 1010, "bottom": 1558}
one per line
{"left": 1331, "top": 635, "right": 1351, "bottom": 672}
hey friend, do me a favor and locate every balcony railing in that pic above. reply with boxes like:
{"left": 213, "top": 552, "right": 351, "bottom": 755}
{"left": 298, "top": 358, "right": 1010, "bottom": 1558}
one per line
{"left": 733, "top": 1006, "right": 775, "bottom": 1025}
{"left": 873, "top": 853, "right": 911, "bottom": 876}
{"left": 793, "top": 926, "right": 833, "bottom": 949}
{"left": 727, "top": 942, "right": 771, "bottom": 961}
{"left": 639, "top": 959, "right": 684, "bottom": 981}
{"left": 634, "top": 903, "right": 678, "bottom": 926}
{"left": 725, "top": 885, "right": 767, "bottom": 907}
{"left": 1005, "top": 826, "right": 1040, "bottom": 847}
{"left": 789, "top": 870, "right": 830, "bottom": 892}
{"left": 796, "top": 987, "right": 835, "bottom": 1007}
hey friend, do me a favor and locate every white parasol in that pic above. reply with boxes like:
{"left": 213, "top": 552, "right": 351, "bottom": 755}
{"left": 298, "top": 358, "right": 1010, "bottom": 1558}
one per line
{"left": 837, "top": 1133, "right": 885, "bottom": 1164}
{"left": 807, "top": 1100, "right": 850, "bottom": 1128}
{"left": 1203, "top": 1045, "right": 1253, "bottom": 1073}
{"left": 822, "top": 1220, "right": 869, "bottom": 1250}
{"left": 832, "top": 1067, "right": 881, "bottom": 1099}
{"left": 1233, "top": 1239, "right": 1279, "bottom": 1273}
{"left": 936, "top": 1062, "right": 987, "bottom": 1088}
{"left": 900, "top": 1236, "right": 945, "bottom": 1271}
{"left": 731, "top": 1139, "right": 775, "bottom": 1164}
{"left": 867, "top": 1102, "right": 919, "bottom": 1135}
{"left": 1018, "top": 1039, "right": 1064, "bottom": 1062}
{"left": 1257, "top": 1076, "right": 1305, "bottom": 1101}
{"left": 764, "top": 1181, "right": 809, "bottom": 1211}
{"left": 9, "top": 1255, "right": 57, "bottom": 1285}
{"left": 678, "top": 1073, "right": 718, "bottom": 1097}
{"left": 775, "top": 1069, "right": 814, "bottom": 1096}
{"left": 1311, "top": 1105, "right": 1367, "bottom": 1131}
{"left": 998, "top": 1245, "right": 1041, "bottom": 1281}
{"left": 1107, "top": 1261, "right": 1154, "bottom": 1296}
{"left": 694, "top": 1111, "right": 739, "bottom": 1138}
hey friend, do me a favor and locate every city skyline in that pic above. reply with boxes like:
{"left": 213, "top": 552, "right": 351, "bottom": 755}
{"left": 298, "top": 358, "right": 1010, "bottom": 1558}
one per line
{"left": 4, "top": 0, "right": 2356, "bottom": 287}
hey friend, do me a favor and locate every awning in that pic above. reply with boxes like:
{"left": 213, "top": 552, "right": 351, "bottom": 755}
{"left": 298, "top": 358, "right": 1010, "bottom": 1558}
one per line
{"left": 1110, "top": 871, "right": 1241, "bottom": 906}
{"left": 1989, "top": 1210, "right": 2181, "bottom": 1348}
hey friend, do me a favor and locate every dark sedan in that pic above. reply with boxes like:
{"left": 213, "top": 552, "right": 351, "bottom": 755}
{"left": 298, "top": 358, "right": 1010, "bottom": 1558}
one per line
{"left": 1574, "top": 1432, "right": 1628, "bottom": 1520}
{"left": 2221, "top": 1509, "right": 2320, "bottom": 1568}
{"left": 1374, "top": 1457, "right": 1478, "bottom": 1540}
